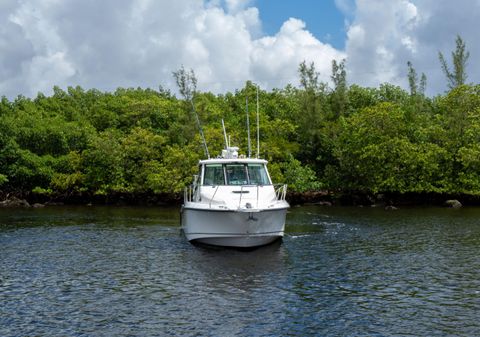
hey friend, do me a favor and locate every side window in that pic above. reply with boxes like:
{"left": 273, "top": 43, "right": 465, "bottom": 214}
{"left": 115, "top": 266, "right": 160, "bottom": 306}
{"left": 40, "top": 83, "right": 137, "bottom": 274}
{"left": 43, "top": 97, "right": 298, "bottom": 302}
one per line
{"left": 226, "top": 164, "right": 247, "bottom": 185}
{"left": 247, "top": 164, "right": 270, "bottom": 185}
{"left": 203, "top": 164, "right": 224, "bottom": 185}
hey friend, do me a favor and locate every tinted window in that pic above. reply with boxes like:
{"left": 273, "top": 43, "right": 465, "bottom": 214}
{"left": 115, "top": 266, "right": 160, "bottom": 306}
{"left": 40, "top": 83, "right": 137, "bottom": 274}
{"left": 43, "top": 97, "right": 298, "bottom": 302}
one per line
{"left": 247, "top": 164, "right": 270, "bottom": 185}
{"left": 203, "top": 164, "right": 224, "bottom": 185}
{"left": 225, "top": 164, "right": 248, "bottom": 185}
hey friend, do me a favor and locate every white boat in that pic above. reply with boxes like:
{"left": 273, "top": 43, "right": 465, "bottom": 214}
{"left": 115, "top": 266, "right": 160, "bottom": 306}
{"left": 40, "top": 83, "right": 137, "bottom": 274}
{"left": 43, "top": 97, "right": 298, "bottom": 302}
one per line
{"left": 181, "top": 145, "right": 289, "bottom": 248}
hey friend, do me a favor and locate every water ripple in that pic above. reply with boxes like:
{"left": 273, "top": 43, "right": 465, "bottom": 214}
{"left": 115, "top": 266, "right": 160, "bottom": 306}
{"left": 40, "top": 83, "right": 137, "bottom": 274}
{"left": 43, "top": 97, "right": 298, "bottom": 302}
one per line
{"left": 2, "top": 206, "right": 480, "bottom": 336}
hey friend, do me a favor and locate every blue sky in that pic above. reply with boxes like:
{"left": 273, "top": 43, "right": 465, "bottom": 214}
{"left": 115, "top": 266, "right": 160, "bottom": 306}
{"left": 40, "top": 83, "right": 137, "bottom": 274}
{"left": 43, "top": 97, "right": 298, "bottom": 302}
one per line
{"left": 255, "top": 0, "right": 347, "bottom": 49}
{"left": 0, "top": 0, "right": 479, "bottom": 97}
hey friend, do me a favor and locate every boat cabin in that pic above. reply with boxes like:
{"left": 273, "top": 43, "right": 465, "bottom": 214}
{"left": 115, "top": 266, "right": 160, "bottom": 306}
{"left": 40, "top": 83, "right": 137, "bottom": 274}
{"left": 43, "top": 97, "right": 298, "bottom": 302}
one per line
{"left": 198, "top": 146, "right": 272, "bottom": 187}
{"left": 202, "top": 161, "right": 271, "bottom": 186}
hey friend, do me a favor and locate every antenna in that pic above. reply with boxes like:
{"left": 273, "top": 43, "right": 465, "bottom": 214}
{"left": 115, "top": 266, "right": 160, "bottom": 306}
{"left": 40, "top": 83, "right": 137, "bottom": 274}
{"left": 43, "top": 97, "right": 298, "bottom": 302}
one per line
{"left": 221, "top": 119, "right": 228, "bottom": 149}
{"left": 173, "top": 67, "right": 209, "bottom": 159}
{"left": 190, "top": 100, "right": 210, "bottom": 158}
{"left": 246, "top": 96, "right": 251, "bottom": 158}
{"left": 256, "top": 85, "right": 260, "bottom": 158}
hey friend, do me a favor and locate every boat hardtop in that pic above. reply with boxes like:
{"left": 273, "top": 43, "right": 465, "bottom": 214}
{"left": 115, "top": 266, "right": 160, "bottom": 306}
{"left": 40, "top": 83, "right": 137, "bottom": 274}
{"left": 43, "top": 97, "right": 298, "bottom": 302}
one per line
{"left": 199, "top": 157, "right": 267, "bottom": 164}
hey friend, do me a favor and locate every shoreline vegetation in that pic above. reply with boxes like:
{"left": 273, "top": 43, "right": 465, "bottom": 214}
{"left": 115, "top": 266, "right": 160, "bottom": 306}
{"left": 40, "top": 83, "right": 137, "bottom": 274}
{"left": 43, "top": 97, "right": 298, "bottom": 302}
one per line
{"left": 0, "top": 191, "right": 469, "bottom": 209}
{"left": 0, "top": 37, "right": 478, "bottom": 209}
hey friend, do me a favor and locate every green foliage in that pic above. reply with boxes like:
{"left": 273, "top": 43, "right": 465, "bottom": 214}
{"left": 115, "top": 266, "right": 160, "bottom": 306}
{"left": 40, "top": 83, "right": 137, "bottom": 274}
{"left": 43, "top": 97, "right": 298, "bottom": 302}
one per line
{"left": 298, "top": 61, "right": 324, "bottom": 93}
{"left": 439, "top": 35, "right": 470, "bottom": 89}
{"left": 50, "top": 151, "right": 85, "bottom": 193}
{"left": 331, "top": 59, "right": 348, "bottom": 117}
{"left": 173, "top": 66, "right": 210, "bottom": 159}
{"left": 1, "top": 59, "right": 480, "bottom": 200}
{"left": 326, "top": 103, "right": 448, "bottom": 193}
{"left": 457, "top": 144, "right": 480, "bottom": 192}
{"left": 296, "top": 61, "right": 330, "bottom": 171}
{"left": 376, "top": 83, "right": 409, "bottom": 104}
{"left": 8, "top": 149, "right": 56, "bottom": 191}
{"left": 433, "top": 84, "right": 480, "bottom": 193}
{"left": 0, "top": 174, "right": 8, "bottom": 186}
{"left": 407, "top": 61, "right": 427, "bottom": 96}
{"left": 281, "top": 156, "right": 321, "bottom": 193}
{"left": 261, "top": 119, "right": 298, "bottom": 162}
{"left": 145, "top": 144, "right": 200, "bottom": 194}
{"left": 82, "top": 129, "right": 126, "bottom": 194}
{"left": 347, "top": 85, "right": 379, "bottom": 112}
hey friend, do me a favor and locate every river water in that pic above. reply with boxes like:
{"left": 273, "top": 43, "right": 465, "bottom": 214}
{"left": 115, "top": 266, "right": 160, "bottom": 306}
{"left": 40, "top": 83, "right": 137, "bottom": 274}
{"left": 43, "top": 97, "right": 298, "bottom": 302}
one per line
{"left": 1, "top": 205, "right": 480, "bottom": 336}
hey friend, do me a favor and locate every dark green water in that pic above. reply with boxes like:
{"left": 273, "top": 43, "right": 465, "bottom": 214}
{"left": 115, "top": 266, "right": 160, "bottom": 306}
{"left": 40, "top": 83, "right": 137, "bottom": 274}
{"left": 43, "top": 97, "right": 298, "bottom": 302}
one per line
{"left": 1, "top": 205, "right": 480, "bottom": 336}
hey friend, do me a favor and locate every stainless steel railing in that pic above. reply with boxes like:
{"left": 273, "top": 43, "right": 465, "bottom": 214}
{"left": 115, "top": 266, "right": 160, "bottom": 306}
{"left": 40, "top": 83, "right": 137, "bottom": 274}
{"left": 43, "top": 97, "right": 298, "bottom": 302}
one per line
{"left": 275, "top": 184, "right": 287, "bottom": 201}
{"left": 184, "top": 183, "right": 288, "bottom": 206}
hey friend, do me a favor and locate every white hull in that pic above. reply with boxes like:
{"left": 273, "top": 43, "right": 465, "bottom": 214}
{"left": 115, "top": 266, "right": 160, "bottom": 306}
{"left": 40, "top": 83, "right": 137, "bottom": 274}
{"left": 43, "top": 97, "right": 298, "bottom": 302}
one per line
{"left": 181, "top": 206, "right": 288, "bottom": 248}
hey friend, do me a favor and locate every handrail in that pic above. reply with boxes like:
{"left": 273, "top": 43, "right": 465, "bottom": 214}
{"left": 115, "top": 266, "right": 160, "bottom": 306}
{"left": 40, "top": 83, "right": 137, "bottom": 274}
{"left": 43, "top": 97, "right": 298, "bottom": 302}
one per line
{"left": 238, "top": 185, "right": 244, "bottom": 209}
{"left": 193, "top": 185, "right": 198, "bottom": 202}
{"left": 209, "top": 185, "right": 220, "bottom": 209}
{"left": 274, "top": 184, "right": 287, "bottom": 201}
{"left": 185, "top": 174, "right": 201, "bottom": 203}
{"left": 186, "top": 183, "right": 286, "bottom": 205}
{"left": 185, "top": 185, "right": 192, "bottom": 202}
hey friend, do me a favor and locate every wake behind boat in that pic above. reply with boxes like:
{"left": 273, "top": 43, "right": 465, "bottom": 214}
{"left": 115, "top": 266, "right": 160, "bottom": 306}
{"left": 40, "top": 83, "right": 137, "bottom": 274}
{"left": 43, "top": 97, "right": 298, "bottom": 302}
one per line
{"left": 181, "top": 145, "right": 289, "bottom": 248}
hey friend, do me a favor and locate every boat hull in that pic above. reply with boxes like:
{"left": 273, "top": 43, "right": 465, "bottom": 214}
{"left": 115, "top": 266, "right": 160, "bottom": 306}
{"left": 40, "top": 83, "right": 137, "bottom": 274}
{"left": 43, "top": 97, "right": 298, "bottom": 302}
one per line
{"left": 181, "top": 206, "right": 288, "bottom": 248}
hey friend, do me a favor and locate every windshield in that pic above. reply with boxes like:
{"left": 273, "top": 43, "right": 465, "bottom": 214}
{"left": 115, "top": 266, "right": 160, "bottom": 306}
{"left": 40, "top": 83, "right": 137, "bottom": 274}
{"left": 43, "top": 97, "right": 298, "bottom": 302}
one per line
{"left": 226, "top": 164, "right": 247, "bottom": 185}
{"left": 247, "top": 164, "right": 270, "bottom": 185}
{"left": 203, "top": 164, "right": 225, "bottom": 185}
{"left": 202, "top": 163, "right": 271, "bottom": 185}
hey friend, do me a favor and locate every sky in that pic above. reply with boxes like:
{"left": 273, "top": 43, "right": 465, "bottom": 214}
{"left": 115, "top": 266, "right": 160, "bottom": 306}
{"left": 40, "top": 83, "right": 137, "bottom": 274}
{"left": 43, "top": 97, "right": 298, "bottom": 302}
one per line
{"left": 0, "top": 0, "right": 479, "bottom": 99}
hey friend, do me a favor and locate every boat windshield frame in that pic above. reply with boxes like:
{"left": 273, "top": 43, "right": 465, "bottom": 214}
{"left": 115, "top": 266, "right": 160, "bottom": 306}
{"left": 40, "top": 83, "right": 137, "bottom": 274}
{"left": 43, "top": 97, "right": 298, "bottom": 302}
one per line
{"left": 201, "top": 160, "right": 271, "bottom": 186}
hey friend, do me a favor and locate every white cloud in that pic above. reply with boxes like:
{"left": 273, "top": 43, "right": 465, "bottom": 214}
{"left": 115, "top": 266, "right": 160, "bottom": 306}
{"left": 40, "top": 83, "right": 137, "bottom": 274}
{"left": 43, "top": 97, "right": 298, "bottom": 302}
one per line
{"left": 335, "top": 0, "right": 355, "bottom": 16}
{"left": 2, "top": 0, "right": 477, "bottom": 98}
{"left": 345, "top": 0, "right": 421, "bottom": 89}
{"left": 344, "top": 0, "right": 480, "bottom": 95}
{"left": 251, "top": 18, "right": 345, "bottom": 88}
{"left": 225, "top": 0, "right": 252, "bottom": 13}
{"left": 0, "top": 0, "right": 343, "bottom": 98}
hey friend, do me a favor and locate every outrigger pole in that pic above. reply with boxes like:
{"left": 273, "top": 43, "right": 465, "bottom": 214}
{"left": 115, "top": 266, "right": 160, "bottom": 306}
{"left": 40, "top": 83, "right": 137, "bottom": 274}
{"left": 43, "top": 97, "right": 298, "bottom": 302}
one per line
{"left": 190, "top": 99, "right": 210, "bottom": 159}
{"left": 221, "top": 119, "right": 229, "bottom": 149}
{"left": 173, "top": 66, "right": 210, "bottom": 159}
{"left": 246, "top": 96, "right": 251, "bottom": 158}
{"left": 256, "top": 85, "right": 260, "bottom": 158}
